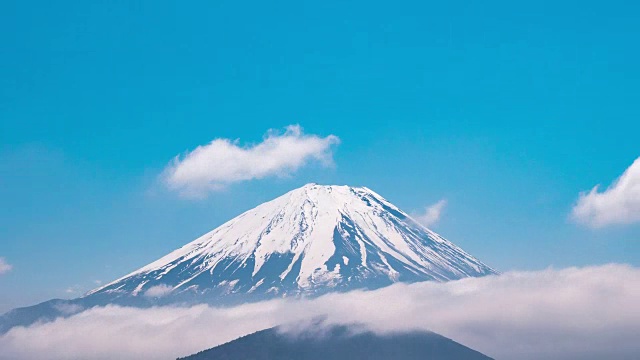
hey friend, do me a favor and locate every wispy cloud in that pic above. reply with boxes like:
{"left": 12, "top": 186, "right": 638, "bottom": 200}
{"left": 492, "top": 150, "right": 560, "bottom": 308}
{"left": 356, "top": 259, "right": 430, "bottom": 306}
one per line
{"left": 1, "top": 265, "right": 638, "bottom": 360}
{"left": 0, "top": 258, "right": 12, "bottom": 275}
{"left": 143, "top": 284, "right": 172, "bottom": 298}
{"left": 53, "top": 303, "right": 84, "bottom": 316}
{"left": 162, "top": 125, "right": 340, "bottom": 198}
{"left": 572, "top": 157, "right": 640, "bottom": 228}
{"left": 411, "top": 199, "right": 447, "bottom": 227}
{"left": 65, "top": 285, "right": 82, "bottom": 295}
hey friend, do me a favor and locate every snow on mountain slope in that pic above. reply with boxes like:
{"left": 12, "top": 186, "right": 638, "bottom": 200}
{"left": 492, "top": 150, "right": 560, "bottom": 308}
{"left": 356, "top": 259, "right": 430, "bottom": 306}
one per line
{"left": 87, "top": 184, "right": 496, "bottom": 301}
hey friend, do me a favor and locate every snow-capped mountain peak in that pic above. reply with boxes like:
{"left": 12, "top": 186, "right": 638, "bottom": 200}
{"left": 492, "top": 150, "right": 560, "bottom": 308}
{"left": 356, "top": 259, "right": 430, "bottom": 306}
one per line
{"left": 87, "top": 184, "right": 496, "bottom": 301}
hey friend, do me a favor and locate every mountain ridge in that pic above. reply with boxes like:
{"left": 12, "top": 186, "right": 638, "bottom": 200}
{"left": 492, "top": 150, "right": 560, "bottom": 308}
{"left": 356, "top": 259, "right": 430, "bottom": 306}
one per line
{"left": 177, "top": 324, "right": 494, "bottom": 360}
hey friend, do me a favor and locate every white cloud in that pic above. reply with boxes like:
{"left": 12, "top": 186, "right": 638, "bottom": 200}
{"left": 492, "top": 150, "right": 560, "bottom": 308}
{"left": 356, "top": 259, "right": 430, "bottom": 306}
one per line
{"left": 53, "top": 303, "right": 84, "bottom": 316}
{"left": 0, "top": 258, "right": 11, "bottom": 275}
{"left": 1, "top": 265, "right": 639, "bottom": 360}
{"left": 65, "top": 285, "right": 82, "bottom": 295}
{"left": 411, "top": 199, "right": 447, "bottom": 227}
{"left": 572, "top": 157, "right": 640, "bottom": 228}
{"left": 143, "top": 284, "right": 173, "bottom": 298}
{"left": 163, "top": 125, "right": 340, "bottom": 198}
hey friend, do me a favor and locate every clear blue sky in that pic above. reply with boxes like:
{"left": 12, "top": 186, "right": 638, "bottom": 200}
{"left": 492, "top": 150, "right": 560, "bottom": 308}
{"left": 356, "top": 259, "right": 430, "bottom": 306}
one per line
{"left": 1, "top": 0, "right": 638, "bottom": 312}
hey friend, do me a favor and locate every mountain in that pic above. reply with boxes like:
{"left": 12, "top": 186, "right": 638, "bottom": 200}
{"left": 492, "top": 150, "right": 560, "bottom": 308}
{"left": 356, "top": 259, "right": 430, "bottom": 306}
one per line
{"left": 87, "top": 184, "right": 496, "bottom": 302}
{"left": 178, "top": 324, "right": 494, "bottom": 360}
{"left": 0, "top": 184, "right": 496, "bottom": 333}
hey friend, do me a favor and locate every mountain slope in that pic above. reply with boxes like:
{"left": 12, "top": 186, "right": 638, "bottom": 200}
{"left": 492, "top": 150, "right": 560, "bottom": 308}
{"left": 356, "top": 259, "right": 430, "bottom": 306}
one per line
{"left": 178, "top": 325, "right": 494, "bottom": 360}
{"left": 87, "top": 184, "right": 496, "bottom": 302}
{"left": 0, "top": 184, "right": 496, "bottom": 333}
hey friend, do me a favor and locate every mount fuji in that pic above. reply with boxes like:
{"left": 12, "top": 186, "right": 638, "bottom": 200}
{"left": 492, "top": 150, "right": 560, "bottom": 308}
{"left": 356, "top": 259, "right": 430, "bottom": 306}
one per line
{"left": 0, "top": 184, "right": 496, "bottom": 332}
{"left": 88, "top": 184, "right": 496, "bottom": 302}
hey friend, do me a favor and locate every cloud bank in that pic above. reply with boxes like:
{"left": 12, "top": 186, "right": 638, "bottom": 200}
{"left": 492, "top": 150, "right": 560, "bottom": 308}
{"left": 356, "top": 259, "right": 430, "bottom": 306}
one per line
{"left": 2, "top": 264, "right": 639, "bottom": 360}
{"left": 572, "top": 157, "right": 640, "bottom": 228}
{"left": 412, "top": 199, "right": 447, "bottom": 227}
{"left": 163, "top": 125, "right": 340, "bottom": 198}
{"left": 0, "top": 258, "right": 12, "bottom": 275}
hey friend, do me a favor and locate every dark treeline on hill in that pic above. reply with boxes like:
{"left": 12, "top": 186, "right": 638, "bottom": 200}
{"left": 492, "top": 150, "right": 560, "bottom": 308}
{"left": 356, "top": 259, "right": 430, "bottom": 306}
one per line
{"left": 178, "top": 325, "right": 493, "bottom": 360}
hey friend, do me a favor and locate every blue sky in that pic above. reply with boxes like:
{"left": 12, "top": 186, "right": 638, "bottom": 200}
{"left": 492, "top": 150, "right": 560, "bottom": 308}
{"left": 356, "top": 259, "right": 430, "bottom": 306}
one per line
{"left": 1, "top": 1, "right": 639, "bottom": 312}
